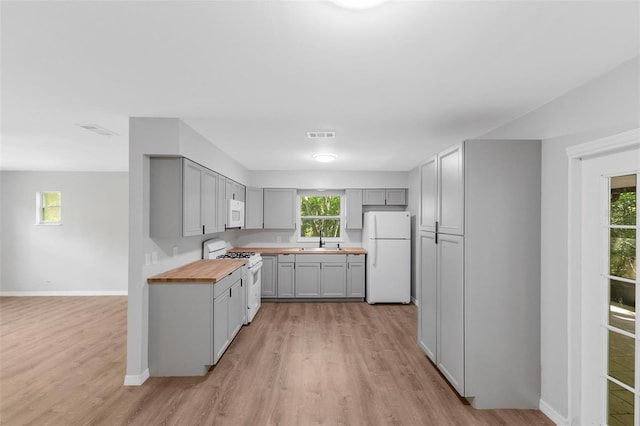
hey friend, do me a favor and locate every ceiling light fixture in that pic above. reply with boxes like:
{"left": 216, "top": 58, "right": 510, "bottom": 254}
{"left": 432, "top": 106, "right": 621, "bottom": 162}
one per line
{"left": 313, "top": 153, "right": 337, "bottom": 163}
{"left": 327, "top": 0, "right": 389, "bottom": 10}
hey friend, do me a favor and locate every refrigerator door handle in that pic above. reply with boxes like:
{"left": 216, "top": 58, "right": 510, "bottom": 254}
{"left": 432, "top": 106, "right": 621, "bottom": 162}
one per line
{"left": 373, "top": 215, "right": 377, "bottom": 240}
{"left": 373, "top": 238, "right": 377, "bottom": 267}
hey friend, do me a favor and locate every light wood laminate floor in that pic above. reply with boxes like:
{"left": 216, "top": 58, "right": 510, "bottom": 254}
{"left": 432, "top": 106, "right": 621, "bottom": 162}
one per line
{"left": 0, "top": 297, "right": 552, "bottom": 425}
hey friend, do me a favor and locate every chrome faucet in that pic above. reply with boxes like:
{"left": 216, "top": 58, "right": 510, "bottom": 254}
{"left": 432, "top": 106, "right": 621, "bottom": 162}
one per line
{"left": 319, "top": 229, "right": 325, "bottom": 248}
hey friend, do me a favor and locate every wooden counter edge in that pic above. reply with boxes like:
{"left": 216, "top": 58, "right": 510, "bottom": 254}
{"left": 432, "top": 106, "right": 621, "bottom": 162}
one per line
{"left": 229, "top": 247, "right": 367, "bottom": 255}
{"left": 147, "top": 259, "right": 246, "bottom": 283}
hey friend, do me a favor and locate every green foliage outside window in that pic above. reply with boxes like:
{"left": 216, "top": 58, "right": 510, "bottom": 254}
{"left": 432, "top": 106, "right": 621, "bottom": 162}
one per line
{"left": 40, "top": 192, "right": 61, "bottom": 224}
{"left": 610, "top": 184, "right": 636, "bottom": 280}
{"left": 300, "top": 195, "right": 341, "bottom": 238}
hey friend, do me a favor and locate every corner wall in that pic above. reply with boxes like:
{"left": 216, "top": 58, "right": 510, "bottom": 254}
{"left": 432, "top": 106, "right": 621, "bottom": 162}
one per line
{"left": 480, "top": 56, "right": 640, "bottom": 423}
{"left": 0, "top": 171, "right": 128, "bottom": 294}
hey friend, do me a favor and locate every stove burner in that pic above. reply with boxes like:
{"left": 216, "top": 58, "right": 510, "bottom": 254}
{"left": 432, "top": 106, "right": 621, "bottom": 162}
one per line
{"left": 217, "top": 252, "right": 256, "bottom": 259}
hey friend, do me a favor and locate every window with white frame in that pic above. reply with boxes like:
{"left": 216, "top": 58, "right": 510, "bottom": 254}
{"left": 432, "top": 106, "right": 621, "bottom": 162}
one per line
{"left": 36, "top": 191, "right": 62, "bottom": 225}
{"left": 298, "top": 191, "right": 343, "bottom": 240}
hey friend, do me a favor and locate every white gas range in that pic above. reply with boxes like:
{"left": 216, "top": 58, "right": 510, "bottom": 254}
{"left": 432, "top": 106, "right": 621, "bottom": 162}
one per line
{"left": 203, "top": 239, "right": 263, "bottom": 323}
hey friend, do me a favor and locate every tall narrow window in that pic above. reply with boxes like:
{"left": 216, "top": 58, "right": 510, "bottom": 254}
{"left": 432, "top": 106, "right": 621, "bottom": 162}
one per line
{"left": 36, "top": 191, "right": 62, "bottom": 225}
{"left": 299, "top": 192, "right": 342, "bottom": 240}
{"left": 607, "top": 174, "right": 637, "bottom": 426}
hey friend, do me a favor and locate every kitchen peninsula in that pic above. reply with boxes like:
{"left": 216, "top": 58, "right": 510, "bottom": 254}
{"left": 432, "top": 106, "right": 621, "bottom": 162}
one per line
{"left": 147, "top": 259, "right": 247, "bottom": 376}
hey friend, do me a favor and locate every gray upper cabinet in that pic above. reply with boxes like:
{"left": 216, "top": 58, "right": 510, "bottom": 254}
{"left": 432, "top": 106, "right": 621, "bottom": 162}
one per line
{"left": 245, "top": 187, "right": 263, "bottom": 229}
{"left": 264, "top": 188, "right": 296, "bottom": 229}
{"left": 345, "top": 189, "right": 363, "bottom": 230}
{"left": 419, "top": 143, "right": 463, "bottom": 235}
{"left": 363, "top": 189, "right": 386, "bottom": 205}
{"left": 363, "top": 188, "right": 407, "bottom": 206}
{"left": 150, "top": 157, "right": 220, "bottom": 238}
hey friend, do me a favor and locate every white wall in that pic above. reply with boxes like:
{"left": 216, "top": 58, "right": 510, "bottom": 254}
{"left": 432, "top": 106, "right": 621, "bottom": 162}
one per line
{"left": 479, "top": 56, "right": 640, "bottom": 423}
{"left": 0, "top": 171, "right": 128, "bottom": 295}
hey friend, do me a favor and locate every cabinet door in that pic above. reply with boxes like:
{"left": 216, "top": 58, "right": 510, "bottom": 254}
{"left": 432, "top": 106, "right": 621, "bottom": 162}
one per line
{"left": 295, "top": 263, "right": 321, "bottom": 297}
{"left": 347, "top": 261, "right": 365, "bottom": 297}
{"left": 261, "top": 256, "right": 277, "bottom": 298}
{"left": 217, "top": 175, "right": 226, "bottom": 231}
{"left": 264, "top": 189, "right": 296, "bottom": 229}
{"left": 182, "top": 159, "right": 203, "bottom": 236}
{"left": 245, "top": 187, "right": 263, "bottom": 229}
{"left": 345, "top": 189, "right": 363, "bottom": 230}
{"left": 321, "top": 263, "right": 347, "bottom": 297}
{"left": 235, "top": 182, "right": 245, "bottom": 203}
{"left": 201, "top": 169, "right": 218, "bottom": 234}
{"left": 363, "top": 189, "right": 386, "bottom": 205}
{"left": 385, "top": 189, "right": 406, "bottom": 205}
{"left": 437, "top": 233, "right": 465, "bottom": 396}
{"left": 418, "top": 231, "right": 437, "bottom": 362}
{"left": 213, "top": 289, "right": 230, "bottom": 364}
{"left": 225, "top": 178, "right": 233, "bottom": 200}
{"left": 438, "top": 143, "right": 464, "bottom": 235}
{"left": 420, "top": 156, "right": 437, "bottom": 232}
{"left": 229, "top": 279, "right": 244, "bottom": 339}
{"left": 277, "top": 262, "right": 295, "bottom": 298}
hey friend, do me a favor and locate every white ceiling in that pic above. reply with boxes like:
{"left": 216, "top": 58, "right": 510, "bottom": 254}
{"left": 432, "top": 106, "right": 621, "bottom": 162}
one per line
{"left": 2, "top": 0, "right": 639, "bottom": 172}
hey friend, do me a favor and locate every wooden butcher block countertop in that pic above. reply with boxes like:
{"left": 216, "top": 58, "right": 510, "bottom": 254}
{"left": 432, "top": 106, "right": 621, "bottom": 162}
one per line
{"left": 229, "top": 247, "right": 367, "bottom": 255}
{"left": 147, "top": 259, "right": 246, "bottom": 283}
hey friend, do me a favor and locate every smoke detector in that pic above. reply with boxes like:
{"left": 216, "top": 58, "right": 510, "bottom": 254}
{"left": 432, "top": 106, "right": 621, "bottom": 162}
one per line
{"left": 307, "top": 131, "right": 335, "bottom": 139}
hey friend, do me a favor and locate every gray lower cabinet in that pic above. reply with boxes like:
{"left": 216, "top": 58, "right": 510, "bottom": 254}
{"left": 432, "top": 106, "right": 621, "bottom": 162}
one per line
{"left": 260, "top": 255, "right": 277, "bottom": 298}
{"left": 149, "top": 268, "right": 244, "bottom": 376}
{"left": 346, "top": 254, "right": 365, "bottom": 297}
{"left": 320, "top": 263, "right": 347, "bottom": 297}
{"left": 277, "top": 254, "right": 295, "bottom": 298}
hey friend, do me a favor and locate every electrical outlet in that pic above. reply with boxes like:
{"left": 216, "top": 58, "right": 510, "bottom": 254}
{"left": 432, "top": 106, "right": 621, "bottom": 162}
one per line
{"left": 277, "top": 235, "right": 282, "bottom": 243}
{"left": 173, "top": 246, "right": 178, "bottom": 257}
{"left": 151, "top": 251, "right": 158, "bottom": 264}
{"left": 145, "top": 253, "right": 151, "bottom": 266}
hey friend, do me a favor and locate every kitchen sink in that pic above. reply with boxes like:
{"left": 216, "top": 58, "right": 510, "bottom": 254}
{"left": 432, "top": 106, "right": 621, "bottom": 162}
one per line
{"left": 297, "top": 247, "right": 343, "bottom": 251}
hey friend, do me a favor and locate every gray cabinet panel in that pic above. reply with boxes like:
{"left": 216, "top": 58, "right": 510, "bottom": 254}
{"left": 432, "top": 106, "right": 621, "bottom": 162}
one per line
{"left": 418, "top": 232, "right": 437, "bottom": 362}
{"left": 438, "top": 143, "right": 464, "bottom": 235}
{"left": 419, "top": 156, "right": 437, "bottom": 232}
{"left": 436, "top": 233, "right": 464, "bottom": 396}
{"left": 385, "top": 189, "right": 406, "bottom": 205}
{"left": 213, "top": 287, "right": 229, "bottom": 363}
{"left": 201, "top": 169, "right": 219, "bottom": 234}
{"left": 261, "top": 255, "right": 277, "bottom": 298}
{"left": 277, "top": 262, "right": 295, "bottom": 298}
{"left": 346, "top": 261, "right": 365, "bottom": 298}
{"left": 321, "top": 263, "right": 346, "bottom": 297}
{"left": 363, "top": 189, "right": 386, "bottom": 205}
{"left": 217, "top": 174, "right": 226, "bottom": 231}
{"left": 149, "top": 283, "right": 213, "bottom": 376}
{"left": 295, "top": 263, "right": 321, "bottom": 297}
{"left": 264, "top": 188, "right": 296, "bottom": 229}
{"left": 345, "top": 189, "right": 363, "bottom": 229}
{"left": 182, "top": 159, "right": 202, "bottom": 236}
{"left": 245, "top": 187, "right": 263, "bottom": 229}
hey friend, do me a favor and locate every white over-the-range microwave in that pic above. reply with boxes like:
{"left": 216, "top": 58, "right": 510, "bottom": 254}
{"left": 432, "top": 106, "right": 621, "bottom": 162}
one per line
{"left": 227, "top": 198, "right": 245, "bottom": 229}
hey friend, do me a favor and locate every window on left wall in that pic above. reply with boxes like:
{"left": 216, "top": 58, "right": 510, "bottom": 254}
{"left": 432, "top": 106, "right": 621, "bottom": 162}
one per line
{"left": 36, "top": 191, "right": 62, "bottom": 225}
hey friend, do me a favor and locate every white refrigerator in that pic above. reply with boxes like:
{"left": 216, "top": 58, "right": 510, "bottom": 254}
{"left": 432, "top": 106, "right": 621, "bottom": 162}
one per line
{"left": 362, "top": 211, "right": 411, "bottom": 304}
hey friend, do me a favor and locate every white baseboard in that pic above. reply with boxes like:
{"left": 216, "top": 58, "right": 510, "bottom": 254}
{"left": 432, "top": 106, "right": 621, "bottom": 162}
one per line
{"left": 0, "top": 291, "right": 128, "bottom": 296}
{"left": 124, "top": 369, "right": 150, "bottom": 386}
{"left": 540, "top": 399, "right": 568, "bottom": 426}
{"left": 411, "top": 296, "right": 418, "bottom": 306}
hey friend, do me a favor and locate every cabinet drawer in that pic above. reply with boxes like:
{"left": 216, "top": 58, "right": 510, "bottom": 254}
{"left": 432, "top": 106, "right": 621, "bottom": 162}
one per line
{"left": 295, "top": 254, "right": 346, "bottom": 263}
{"left": 278, "top": 253, "right": 296, "bottom": 262}
{"left": 347, "top": 254, "right": 365, "bottom": 263}
{"left": 213, "top": 268, "right": 242, "bottom": 298}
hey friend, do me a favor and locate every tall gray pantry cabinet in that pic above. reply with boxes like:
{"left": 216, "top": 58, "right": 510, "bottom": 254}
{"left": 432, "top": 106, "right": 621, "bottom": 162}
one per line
{"left": 417, "top": 139, "right": 541, "bottom": 409}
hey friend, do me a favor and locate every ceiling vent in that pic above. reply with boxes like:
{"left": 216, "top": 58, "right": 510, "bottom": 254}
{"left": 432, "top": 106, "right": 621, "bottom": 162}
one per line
{"left": 307, "top": 131, "right": 335, "bottom": 139}
{"left": 77, "top": 124, "right": 118, "bottom": 137}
